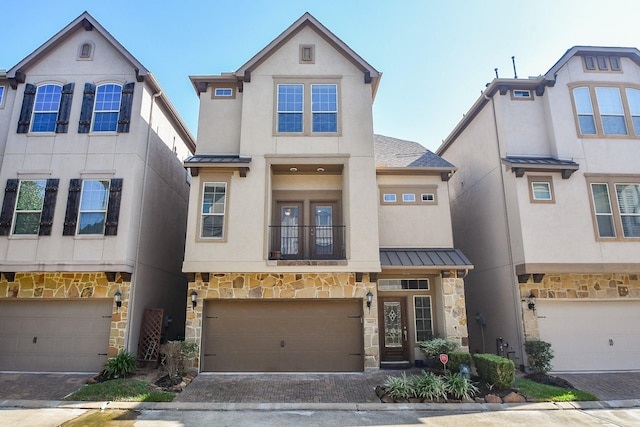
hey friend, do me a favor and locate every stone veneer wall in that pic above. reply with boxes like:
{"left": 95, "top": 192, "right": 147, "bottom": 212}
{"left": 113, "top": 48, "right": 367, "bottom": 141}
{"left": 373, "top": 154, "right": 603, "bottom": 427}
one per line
{"left": 520, "top": 273, "right": 640, "bottom": 341}
{"left": 0, "top": 272, "right": 130, "bottom": 356}
{"left": 185, "top": 272, "right": 378, "bottom": 370}
{"left": 441, "top": 276, "right": 469, "bottom": 350}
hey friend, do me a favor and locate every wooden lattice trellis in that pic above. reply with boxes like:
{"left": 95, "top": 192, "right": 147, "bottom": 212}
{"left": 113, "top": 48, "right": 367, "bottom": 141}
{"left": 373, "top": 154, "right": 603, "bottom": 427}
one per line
{"left": 137, "top": 308, "right": 164, "bottom": 366}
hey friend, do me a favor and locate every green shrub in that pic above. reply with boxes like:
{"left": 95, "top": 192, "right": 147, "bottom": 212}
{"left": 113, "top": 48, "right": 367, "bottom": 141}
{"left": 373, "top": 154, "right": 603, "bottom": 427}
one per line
{"left": 418, "top": 338, "right": 460, "bottom": 361}
{"left": 413, "top": 371, "right": 447, "bottom": 401}
{"left": 384, "top": 372, "right": 413, "bottom": 400}
{"left": 525, "top": 340, "right": 554, "bottom": 374}
{"left": 442, "top": 351, "right": 472, "bottom": 372}
{"left": 103, "top": 351, "right": 137, "bottom": 379}
{"left": 445, "top": 372, "right": 479, "bottom": 400}
{"left": 472, "top": 353, "right": 515, "bottom": 389}
{"left": 161, "top": 340, "right": 199, "bottom": 379}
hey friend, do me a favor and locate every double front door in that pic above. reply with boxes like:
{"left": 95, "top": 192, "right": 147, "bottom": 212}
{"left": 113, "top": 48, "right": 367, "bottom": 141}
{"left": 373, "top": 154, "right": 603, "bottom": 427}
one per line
{"left": 378, "top": 297, "right": 410, "bottom": 362}
{"left": 276, "top": 201, "right": 339, "bottom": 259}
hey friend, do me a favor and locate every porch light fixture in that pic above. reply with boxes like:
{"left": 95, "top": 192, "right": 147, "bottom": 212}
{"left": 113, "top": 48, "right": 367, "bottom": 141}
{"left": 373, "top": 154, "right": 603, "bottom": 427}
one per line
{"left": 191, "top": 290, "right": 198, "bottom": 310}
{"left": 114, "top": 290, "right": 122, "bottom": 310}
{"left": 366, "top": 290, "right": 374, "bottom": 313}
{"left": 527, "top": 292, "right": 536, "bottom": 310}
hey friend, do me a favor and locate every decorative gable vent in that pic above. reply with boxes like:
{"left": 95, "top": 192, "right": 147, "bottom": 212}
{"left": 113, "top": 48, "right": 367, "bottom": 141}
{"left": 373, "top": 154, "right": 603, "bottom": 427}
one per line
{"left": 78, "top": 42, "right": 94, "bottom": 60}
{"left": 300, "top": 44, "right": 315, "bottom": 63}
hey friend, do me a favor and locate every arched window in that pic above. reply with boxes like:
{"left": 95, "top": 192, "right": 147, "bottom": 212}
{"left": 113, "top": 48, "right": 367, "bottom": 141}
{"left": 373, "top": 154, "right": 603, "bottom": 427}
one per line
{"left": 31, "top": 84, "right": 62, "bottom": 132}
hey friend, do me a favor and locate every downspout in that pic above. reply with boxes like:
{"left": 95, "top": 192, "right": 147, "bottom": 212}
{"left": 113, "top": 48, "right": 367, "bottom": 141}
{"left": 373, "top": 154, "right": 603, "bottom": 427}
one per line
{"left": 124, "top": 89, "right": 162, "bottom": 350}
{"left": 487, "top": 93, "right": 525, "bottom": 369}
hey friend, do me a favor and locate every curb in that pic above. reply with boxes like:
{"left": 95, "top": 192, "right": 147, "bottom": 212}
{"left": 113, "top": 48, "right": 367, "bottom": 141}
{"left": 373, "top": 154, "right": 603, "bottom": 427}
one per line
{"left": 2, "top": 399, "right": 640, "bottom": 412}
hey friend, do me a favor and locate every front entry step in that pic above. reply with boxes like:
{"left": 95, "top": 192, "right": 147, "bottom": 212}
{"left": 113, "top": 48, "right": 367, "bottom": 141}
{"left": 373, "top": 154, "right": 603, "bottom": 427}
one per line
{"left": 380, "top": 360, "right": 412, "bottom": 369}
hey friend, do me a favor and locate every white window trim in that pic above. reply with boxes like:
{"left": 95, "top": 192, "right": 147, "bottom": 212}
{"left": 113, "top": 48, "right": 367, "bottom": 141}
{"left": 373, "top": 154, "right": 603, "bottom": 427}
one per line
{"left": 200, "top": 181, "right": 227, "bottom": 240}
{"left": 214, "top": 88, "right": 233, "bottom": 97}
{"left": 511, "top": 89, "right": 533, "bottom": 100}
{"left": 383, "top": 193, "right": 396, "bottom": 203}
{"left": 402, "top": 193, "right": 416, "bottom": 203}
{"left": 31, "top": 84, "right": 62, "bottom": 133}
{"left": 311, "top": 83, "right": 338, "bottom": 133}
{"left": 92, "top": 83, "right": 122, "bottom": 133}
{"left": 421, "top": 193, "right": 435, "bottom": 203}
{"left": 0, "top": 86, "right": 6, "bottom": 108}
{"left": 414, "top": 295, "right": 434, "bottom": 342}
{"left": 77, "top": 179, "right": 110, "bottom": 235}
{"left": 11, "top": 180, "right": 46, "bottom": 236}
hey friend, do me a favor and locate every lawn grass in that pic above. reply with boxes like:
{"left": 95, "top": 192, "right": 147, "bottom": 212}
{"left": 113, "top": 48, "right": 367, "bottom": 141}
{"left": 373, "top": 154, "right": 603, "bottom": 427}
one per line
{"left": 64, "top": 378, "right": 174, "bottom": 402}
{"left": 514, "top": 377, "right": 597, "bottom": 402}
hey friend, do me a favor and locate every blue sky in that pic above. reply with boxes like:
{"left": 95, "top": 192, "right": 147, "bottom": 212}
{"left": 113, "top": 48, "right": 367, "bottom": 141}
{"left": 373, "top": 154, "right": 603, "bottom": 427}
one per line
{"left": 3, "top": 0, "right": 640, "bottom": 151}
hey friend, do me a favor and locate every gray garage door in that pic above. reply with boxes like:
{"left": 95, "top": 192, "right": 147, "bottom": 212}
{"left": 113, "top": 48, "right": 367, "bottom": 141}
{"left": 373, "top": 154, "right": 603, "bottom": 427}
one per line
{"left": 203, "top": 299, "right": 364, "bottom": 372}
{"left": 0, "top": 299, "right": 112, "bottom": 372}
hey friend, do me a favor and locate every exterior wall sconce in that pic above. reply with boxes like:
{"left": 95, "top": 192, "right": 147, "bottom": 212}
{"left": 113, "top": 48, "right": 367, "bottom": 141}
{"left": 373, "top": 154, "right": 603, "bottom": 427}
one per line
{"left": 114, "top": 290, "right": 122, "bottom": 311}
{"left": 527, "top": 292, "right": 536, "bottom": 310}
{"left": 366, "top": 290, "right": 374, "bottom": 313}
{"left": 191, "top": 290, "right": 198, "bottom": 310}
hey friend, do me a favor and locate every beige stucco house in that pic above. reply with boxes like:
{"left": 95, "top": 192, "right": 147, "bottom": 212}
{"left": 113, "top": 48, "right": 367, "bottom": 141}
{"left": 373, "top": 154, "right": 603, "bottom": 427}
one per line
{"left": 183, "top": 13, "right": 471, "bottom": 372}
{"left": 437, "top": 46, "right": 640, "bottom": 372}
{"left": 0, "top": 12, "right": 195, "bottom": 372}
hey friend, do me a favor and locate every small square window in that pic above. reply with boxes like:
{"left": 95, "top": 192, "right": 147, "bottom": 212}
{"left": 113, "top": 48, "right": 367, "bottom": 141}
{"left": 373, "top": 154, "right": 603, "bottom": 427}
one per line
{"left": 402, "top": 194, "right": 416, "bottom": 203}
{"left": 214, "top": 88, "right": 233, "bottom": 97}
{"left": 421, "top": 193, "right": 435, "bottom": 202}
{"left": 528, "top": 176, "right": 554, "bottom": 203}
{"left": 383, "top": 194, "right": 396, "bottom": 203}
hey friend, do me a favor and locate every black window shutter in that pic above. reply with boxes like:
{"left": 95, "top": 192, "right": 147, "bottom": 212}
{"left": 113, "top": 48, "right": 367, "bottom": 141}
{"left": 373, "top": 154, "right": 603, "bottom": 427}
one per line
{"left": 104, "top": 178, "right": 123, "bottom": 236}
{"left": 0, "top": 179, "right": 19, "bottom": 236}
{"left": 55, "top": 83, "right": 74, "bottom": 134}
{"left": 17, "top": 84, "right": 36, "bottom": 133}
{"left": 63, "top": 179, "right": 82, "bottom": 235}
{"left": 78, "top": 83, "right": 96, "bottom": 133}
{"left": 117, "top": 82, "right": 135, "bottom": 133}
{"left": 38, "top": 179, "right": 59, "bottom": 236}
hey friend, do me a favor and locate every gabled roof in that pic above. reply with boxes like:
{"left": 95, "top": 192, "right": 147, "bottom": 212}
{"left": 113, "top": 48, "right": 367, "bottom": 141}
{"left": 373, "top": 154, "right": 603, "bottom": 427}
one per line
{"left": 7, "top": 11, "right": 149, "bottom": 84}
{"left": 437, "top": 46, "right": 640, "bottom": 156}
{"left": 374, "top": 134, "right": 456, "bottom": 180}
{"left": 191, "top": 13, "right": 382, "bottom": 99}
{"left": 544, "top": 46, "right": 640, "bottom": 79}
{"left": 6, "top": 11, "right": 195, "bottom": 152}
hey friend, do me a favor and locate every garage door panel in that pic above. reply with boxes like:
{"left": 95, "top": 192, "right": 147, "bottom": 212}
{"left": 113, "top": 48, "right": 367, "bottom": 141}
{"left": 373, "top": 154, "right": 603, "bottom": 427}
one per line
{"left": 0, "top": 300, "right": 111, "bottom": 372}
{"left": 537, "top": 301, "right": 640, "bottom": 372}
{"left": 203, "top": 300, "right": 364, "bottom": 372}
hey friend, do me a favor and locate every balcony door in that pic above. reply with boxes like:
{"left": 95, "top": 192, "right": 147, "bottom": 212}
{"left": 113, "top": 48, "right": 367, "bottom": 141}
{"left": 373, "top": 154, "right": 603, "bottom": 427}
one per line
{"left": 278, "top": 202, "right": 302, "bottom": 258}
{"left": 311, "top": 202, "right": 337, "bottom": 259}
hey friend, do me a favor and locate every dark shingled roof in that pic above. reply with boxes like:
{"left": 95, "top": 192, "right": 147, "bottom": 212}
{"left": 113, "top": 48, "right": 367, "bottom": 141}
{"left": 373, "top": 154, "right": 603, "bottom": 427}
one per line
{"left": 380, "top": 248, "right": 472, "bottom": 268}
{"left": 374, "top": 135, "right": 454, "bottom": 169}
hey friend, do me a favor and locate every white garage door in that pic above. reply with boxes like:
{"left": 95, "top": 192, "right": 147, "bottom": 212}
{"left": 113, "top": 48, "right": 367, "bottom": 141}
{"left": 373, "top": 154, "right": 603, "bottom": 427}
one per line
{"left": 537, "top": 300, "right": 640, "bottom": 372}
{"left": 0, "top": 299, "right": 112, "bottom": 372}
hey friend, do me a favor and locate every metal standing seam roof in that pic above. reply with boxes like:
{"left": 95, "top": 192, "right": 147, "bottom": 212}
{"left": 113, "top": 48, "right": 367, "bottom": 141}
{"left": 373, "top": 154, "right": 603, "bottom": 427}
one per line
{"left": 379, "top": 248, "right": 472, "bottom": 268}
{"left": 502, "top": 156, "right": 579, "bottom": 167}
{"left": 184, "top": 155, "right": 252, "bottom": 164}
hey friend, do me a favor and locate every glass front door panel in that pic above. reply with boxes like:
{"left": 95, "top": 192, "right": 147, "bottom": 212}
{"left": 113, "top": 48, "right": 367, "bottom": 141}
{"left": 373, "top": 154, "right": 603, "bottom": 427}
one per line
{"left": 280, "top": 206, "right": 299, "bottom": 255}
{"left": 383, "top": 302, "right": 402, "bottom": 348}
{"left": 314, "top": 205, "right": 333, "bottom": 255}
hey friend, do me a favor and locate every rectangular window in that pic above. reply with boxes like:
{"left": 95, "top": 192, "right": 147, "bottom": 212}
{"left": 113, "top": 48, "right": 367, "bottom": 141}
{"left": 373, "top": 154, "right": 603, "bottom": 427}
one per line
{"left": 12, "top": 180, "right": 46, "bottom": 235}
{"left": 378, "top": 279, "right": 429, "bottom": 290}
{"left": 383, "top": 194, "right": 396, "bottom": 203}
{"left": 616, "top": 184, "right": 640, "bottom": 238}
{"left": 573, "top": 87, "right": 597, "bottom": 135}
{"left": 591, "top": 183, "right": 616, "bottom": 238}
{"left": 414, "top": 296, "right": 433, "bottom": 342}
{"left": 532, "top": 182, "right": 551, "bottom": 200}
{"left": 584, "top": 56, "right": 596, "bottom": 70}
{"left": 512, "top": 90, "right": 531, "bottom": 99}
{"left": 31, "top": 84, "right": 62, "bottom": 132}
{"left": 93, "top": 84, "right": 122, "bottom": 132}
{"left": 214, "top": 88, "right": 233, "bottom": 97}
{"left": 402, "top": 193, "right": 416, "bottom": 203}
{"left": 626, "top": 88, "right": 640, "bottom": 135}
{"left": 610, "top": 56, "right": 621, "bottom": 71}
{"left": 311, "top": 84, "right": 337, "bottom": 132}
{"left": 201, "top": 182, "right": 226, "bottom": 238}
{"left": 421, "top": 193, "right": 435, "bottom": 202}
{"left": 78, "top": 180, "right": 110, "bottom": 235}
{"left": 277, "top": 84, "right": 303, "bottom": 133}
{"left": 0, "top": 86, "right": 5, "bottom": 107}
{"left": 595, "top": 87, "right": 627, "bottom": 135}
{"left": 597, "top": 56, "right": 609, "bottom": 70}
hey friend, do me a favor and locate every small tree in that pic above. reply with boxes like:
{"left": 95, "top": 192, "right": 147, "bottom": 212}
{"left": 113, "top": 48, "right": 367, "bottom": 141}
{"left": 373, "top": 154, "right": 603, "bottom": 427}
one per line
{"left": 418, "top": 338, "right": 459, "bottom": 360}
{"left": 161, "top": 341, "right": 199, "bottom": 379}
{"left": 525, "top": 340, "right": 554, "bottom": 373}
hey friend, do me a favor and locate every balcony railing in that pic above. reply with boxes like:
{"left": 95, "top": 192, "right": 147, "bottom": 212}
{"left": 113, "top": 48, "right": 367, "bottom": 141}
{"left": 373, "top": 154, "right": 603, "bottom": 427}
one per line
{"left": 268, "top": 225, "right": 346, "bottom": 260}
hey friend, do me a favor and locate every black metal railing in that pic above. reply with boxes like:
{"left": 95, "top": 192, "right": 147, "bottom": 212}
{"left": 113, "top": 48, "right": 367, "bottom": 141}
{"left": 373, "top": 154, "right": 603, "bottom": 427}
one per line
{"left": 268, "top": 225, "right": 346, "bottom": 260}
